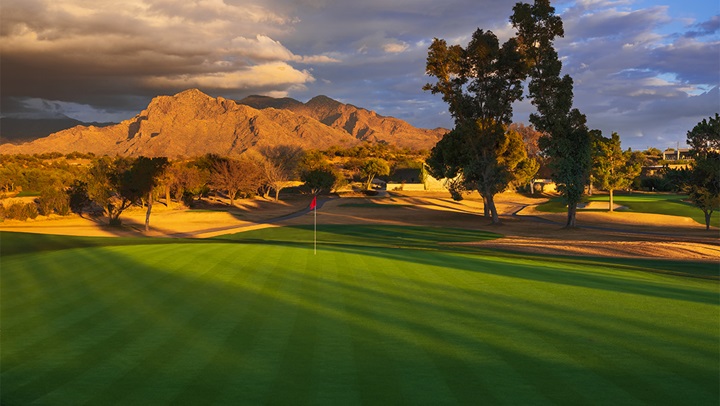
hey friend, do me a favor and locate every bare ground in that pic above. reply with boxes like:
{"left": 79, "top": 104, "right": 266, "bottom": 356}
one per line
{"left": 1, "top": 191, "right": 718, "bottom": 262}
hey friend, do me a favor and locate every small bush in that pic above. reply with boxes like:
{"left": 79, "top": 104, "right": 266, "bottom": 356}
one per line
{"left": 38, "top": 187, "right": 71, "bottom": 216}
{"left": 67, "top": 180, "right": 90, "bottom": 214}
{"left": 4, "top": 201, "right": 39, "bottom": 220}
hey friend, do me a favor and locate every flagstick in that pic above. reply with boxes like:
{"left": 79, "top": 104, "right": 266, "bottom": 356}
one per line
{"left": 313, "top": 201, "right": 317, "bottom": 255}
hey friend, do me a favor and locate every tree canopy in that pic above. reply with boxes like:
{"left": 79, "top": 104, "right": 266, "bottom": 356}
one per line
{"left": 210, "top": 157, "right": 263, "bottom": 206}
{"left": 511, "top": 0, "right": 591, "bottom": 227}
{"left": 424, "top": 28, "right": 536, "bottom": 223}
{"left": 686, "top": 114, "right": 720, "bottom": 230}
{"left": 591, "top": 132, "right": 641, "bottom": 212}
{"left": 85, "top": 156, "right": 168, "bottom": 226}
{"left": 361, "top": 158, "right": 390, "bottom": 190}
{"left": 259, "top": 145, "right": 303, "bottom": 201}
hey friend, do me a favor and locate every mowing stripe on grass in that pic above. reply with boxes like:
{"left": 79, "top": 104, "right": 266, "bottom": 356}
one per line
{"left": 1, "top": 245, "right": 194, "bottom": 360}
{"left": 1, "top": 228, "right": 717, "bottom": 405}
{"left": 168, "top": 244, "right": 309, "bottom": 405}
{"left": 355, "top": 250, "right": 458, "bottom": 404}
{"left": 63, "top": 244, "right": 257, "bottom": 406}
{"left": 307, "top": 252, "right": 362, "bottom": 405}
{"left": 3, "top": 244, "right": 233, "bottom": 404}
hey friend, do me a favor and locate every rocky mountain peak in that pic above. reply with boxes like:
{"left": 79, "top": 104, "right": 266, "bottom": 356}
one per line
{"left": 0, "top": 89, "right": 446, "bottom": 157}
{"left": 238, "top": 95, "right": 303, "bottom": 110}
{"left": 306, "top": 95, "right": 343, "bottom": 108}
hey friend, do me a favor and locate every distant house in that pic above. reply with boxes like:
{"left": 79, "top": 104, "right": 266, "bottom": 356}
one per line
{"left": 662, "top": 148, "right": 691, "bottom": 161}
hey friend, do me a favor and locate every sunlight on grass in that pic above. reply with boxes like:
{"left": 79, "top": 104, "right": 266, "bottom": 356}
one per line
{"left": 536, "top": 193, "right": 719, "bottom": 226}
{"left": 1, "top": 229, "right": 718, "bottom": 405}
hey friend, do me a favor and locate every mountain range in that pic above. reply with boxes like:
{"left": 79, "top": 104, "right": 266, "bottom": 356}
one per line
{"left": 0, "top": 89, "right": 446, "bottom": 157}
{"left": 0, "top": 117, "right": 114, "bottom": 144}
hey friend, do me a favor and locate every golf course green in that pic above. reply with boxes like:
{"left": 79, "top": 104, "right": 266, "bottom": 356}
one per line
{"left": 536, "top": 193, "right": 720, "bottom": 227}
{"left": 1, "top": 226, "right": 718, "bottom": 405}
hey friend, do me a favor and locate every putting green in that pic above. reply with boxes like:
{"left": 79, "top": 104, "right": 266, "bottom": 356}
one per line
{"left": 1, "top": 228, "right": 718, "bottom": 405}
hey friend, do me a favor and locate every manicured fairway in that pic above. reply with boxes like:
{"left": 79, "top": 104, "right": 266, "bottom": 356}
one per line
{"left": 537, "top": 193, "right": 720, "bottom": 226}
{"left": 1, "top": 228, "right": 718, "bottom": 405}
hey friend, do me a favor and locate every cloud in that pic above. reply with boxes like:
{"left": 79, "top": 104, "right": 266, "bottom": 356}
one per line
{"left": 230, "top": 34, "right": 340, "bottom": 64}
{"left": 643, "top": 38, "right": 720, "bottom": 85}
{"left": 550, "top": 1, "right": 719, "bottom": 149}
{"left": 0, "top": 0, "right": 322, "bottom": 110}
{"left": 683, "top": 15, "right": 720, "bottom": 38}
{"left": 383, "top": 42, "right": 410, "bottom": 53}
{"left": 295, "top": 55, "right": 342, "bottom": 64}
{"left": 147, "top": 62, "right": 315, "bottom": 90}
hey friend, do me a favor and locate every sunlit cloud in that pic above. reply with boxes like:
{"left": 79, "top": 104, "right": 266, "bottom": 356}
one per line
{"left": 146, "top": 62, "right": 315, "bottom": 89}
{"left": 383, "top": 42, "right": 410, "bottom": 53}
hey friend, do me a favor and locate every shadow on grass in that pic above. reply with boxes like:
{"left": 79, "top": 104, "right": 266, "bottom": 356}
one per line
{"left": 214, "top": 225, "right": 719, "bottom": 303}
{"left": 3, "top": 243, "right": 717, "bottom": 405}
{"left": 0, "top": 231, "right": 210, "bottom": 257}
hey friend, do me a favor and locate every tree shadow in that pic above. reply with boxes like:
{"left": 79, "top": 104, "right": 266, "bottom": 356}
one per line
{"left": 214, "top": 224, "right": 719, "bottom": 305}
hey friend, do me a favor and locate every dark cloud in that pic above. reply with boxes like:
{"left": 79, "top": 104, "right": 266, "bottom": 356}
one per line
{"left": 644, "top": 39, "right": 720, "bottom": 85}
{"left": 562, "top": 5, "right": 671, "bottom": 41}
{"left": 684, "top": 15, "right": 720, "bottom": 38}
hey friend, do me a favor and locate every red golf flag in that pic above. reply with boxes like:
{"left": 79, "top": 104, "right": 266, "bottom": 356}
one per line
{"left": 309, "top": 196, "right": 317, "bottom": 210}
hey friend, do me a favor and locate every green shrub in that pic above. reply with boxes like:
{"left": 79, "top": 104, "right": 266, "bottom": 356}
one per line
{"left": 67, "top": 180, "right": 90, "bottom": 214}
{"left": 37, "top": 187, "right": 71, "bottom": 216}
{"left": 4, "top": 201, "right": 39, "bottom": 220}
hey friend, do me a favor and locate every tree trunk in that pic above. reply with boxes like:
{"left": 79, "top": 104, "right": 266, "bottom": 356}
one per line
{"left": 482, "top": 195, "right": 490, "bottom": 218}
{"left": 609, "top": 189, "right": 614, "bottom": 212}
{"left": 566, "top": 202, "right": 577, "bottom": 228}
{"left": 366, "top": 175, "right": 375, "bottom": 190}
{"left": 705, "top": 210, "right": 712, "bottom": 231}
{"left": 165, "top": 185, "right": 171, "bottom": 206}
{"left": 486, "top": 194, "right": 501, "bottom": 224}
{"left": 145, "top": 191, "right": 153, "bottom": 232}
{"left": 274, "top": 187, "right": 281, "bottom": 202}
{"left": 229, "top": 190, "right": 237, "bottom": 207}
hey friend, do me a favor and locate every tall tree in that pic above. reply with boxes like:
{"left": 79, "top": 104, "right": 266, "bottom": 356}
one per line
{"left": 85, "top": 156, "right": 167, "bottom": 227}
{"left": 591, "top": 132, "right": 640, "bottom": 212}
{"left": 259, "top": 145, "right": 303, "bottom": 201}
{"left": 167, "top": 161, "right": 209, "bottom": 204}
{"left": 210, "top": 157, "right": 263, "bottom": 206}
{"left": 686, "top": 113, "right": 720, "bottom": 230}
{"left": 298, "top": 150, "right": 345, "bottom": 195}
{"left": 361, "top": 158, "right": 390, "bottom": 190}
{"left": 511, "top": 0, "right": 592, "bottom": 227}
{"left": 130, "top": 157, "right": 169, "bottom": 232}
{"left": 86, "top": 157, "right": 132, "bottom": 226}
{"left": 425, "top": 128, "right": 472, "bottom": 201}
{"left": 424, "top": 28, "right": 535, "bottom": 224}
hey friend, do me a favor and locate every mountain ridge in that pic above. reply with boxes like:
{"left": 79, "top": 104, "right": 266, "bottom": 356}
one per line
{"left": 0, "top": 89, "right": 446, "bottom": 157}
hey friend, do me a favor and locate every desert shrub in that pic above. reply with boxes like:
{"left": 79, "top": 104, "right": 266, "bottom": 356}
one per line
{"left": 37, "top": 187, "right": 71, "bottom": 216}
{"left": 4, "top": 201, "right": 39, "bottom": 220}
{"left": 38, "top": 152, "right": 64, "bottom": 159}
{"left": 65, "top": 151, "right": 96, "bottom": 160}
{"left": 67, "top": 180, "right": 90, "bottom": 214}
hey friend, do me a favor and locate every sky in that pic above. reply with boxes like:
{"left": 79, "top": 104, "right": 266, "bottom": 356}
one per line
{"left": 1, "top": 0, "right": 718, "bottom": 151}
